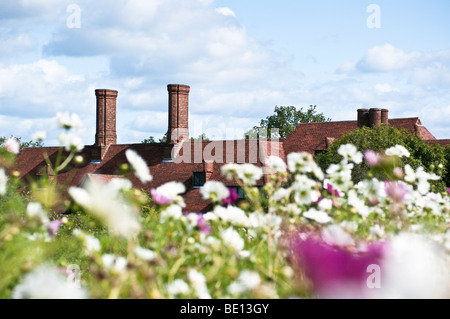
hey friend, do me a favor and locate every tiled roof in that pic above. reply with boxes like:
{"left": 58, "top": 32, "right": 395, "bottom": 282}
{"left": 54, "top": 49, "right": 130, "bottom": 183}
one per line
{"left": 15, "top": 116, "right": 445, "bottom": 213}
{"left": 425, "top": 139, "right": 450, "bottom": 147}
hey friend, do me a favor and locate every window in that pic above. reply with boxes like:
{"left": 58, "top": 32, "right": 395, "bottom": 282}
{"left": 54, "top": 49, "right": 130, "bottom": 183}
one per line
{"left": 193, "top": 172, "right": 206, "bottom": 187}
{"left": 228, "top": 186, "right": 245, "bottom": 200}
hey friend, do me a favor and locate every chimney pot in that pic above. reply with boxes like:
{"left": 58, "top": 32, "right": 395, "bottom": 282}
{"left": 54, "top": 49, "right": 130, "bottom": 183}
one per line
{"left": 381, "top": 109, "right": 389, "bottom": 124}
{"left": 357, "top": 109, "right": 369, "bottom": 128}
{"left": 369, "top": 108, "right": 381, "bottom": 127}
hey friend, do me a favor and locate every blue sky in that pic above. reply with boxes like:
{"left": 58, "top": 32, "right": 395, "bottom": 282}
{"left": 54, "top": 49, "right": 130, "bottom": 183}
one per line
{"left": 1, "top": 0, "right": 449, "bottom": 146}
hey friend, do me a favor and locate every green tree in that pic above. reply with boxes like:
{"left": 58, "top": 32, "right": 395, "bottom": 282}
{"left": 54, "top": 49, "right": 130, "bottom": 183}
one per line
{"left": 315, "top": 124, "right": 448, "bottom": 190}
{"left": 141, "top": 133, "right": 167, "bottom": 144}
{"left": 245, "top": 105, "right": 331, "bottom": 138}
{"left": 0, "top": 136, "right": 43, "bottom": 151}
{"left": 444, "top": 145, "right": 450, "bottom": 187}
{"left": 190, "top": 133, "right": 210, "bottom": 142}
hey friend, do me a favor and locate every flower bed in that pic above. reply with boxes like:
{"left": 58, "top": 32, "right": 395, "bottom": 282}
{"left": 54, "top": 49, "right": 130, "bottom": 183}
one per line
{"left": 0, "top": 115, "right": 449, "bottom": 299}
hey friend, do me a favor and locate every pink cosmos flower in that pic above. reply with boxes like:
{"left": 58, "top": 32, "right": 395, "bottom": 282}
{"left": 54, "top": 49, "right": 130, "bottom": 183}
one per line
{"left": 47, "top": 219, "right": 63, "bottom": 237}
{"left": 326, "top": 183, "right": 340, "bottom": 198}
{"left": 364, "top": 150, "right": 381, "bottom": 167}
{"left": 196, "top": 214, "right": 211, "bottom": 235}
{"left": 222, "top": 188, "right": 239, "bottom": 206}
{"left": 447, "top": 188, "right": 450, "bottom": 195}
{"left": 4, "top": 138, "right": 20, "bottom": 154}
{"left": 289, "top": 233, "right": 386, "bottom": 298}
{"left": 150, "top": 188, "right": 173, "bottom": 205}
{"left": 384, "top": 181, "right": 407, "bottom": 204}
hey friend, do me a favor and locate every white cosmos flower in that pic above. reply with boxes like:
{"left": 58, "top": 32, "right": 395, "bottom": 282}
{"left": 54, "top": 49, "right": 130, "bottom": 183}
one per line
{"left": 102, "top": 254, "right": 128, "bottom": 273}
{"left": 60, "top": 133, "right": 84, "bottom": 152}
{"left": 221, "top": 227, "right": 245, "bottom": 252}
{"left": 0, "top": 168, "right": 7, "bottom": 195}
{"left": 303, "top": 208, "right": 333, "bottom": 224}
{"left": 318, "top": 198, "right": 333, "bottom": 211}
{"left": 272, "top": 187, "right": 291, "bottom": 202}
{"left": 160, "top": 204, "right": 183, "bottom": 222}
{"left": 4, "top": 137, "right": 20, "bottom": 154}
{"left": 125, "top": 149, "right": 152, "bottom": 184}
{"left": 26, "top": 202, "right": 49, "bottom": 224}
{"left": 227, "top": 270, "right": 261, "bottom": 295}
{"left": 265, "top": 156, "right": 287, "bottom": 173}
{"left": 134, "top": 246, "right": 157, "bottom": 261}
{"left": 12, "top": 265, "right": 88, "bottom": 299}
{"left": 214, "top": 205, "right": 250, "bottom": 227}
{"left": 340, "top": 220, "right": 359, "bottom": 233}
{"left": 73, "top": 230, "right": 102, "bottom": 255}
{"left": 248, "top": 211, "right": 282, "bottom": 230}
{"left": 377, "top": 233, "right": 450, "bottom": 298}
{"left": 326, "top": 162, "right": 354, "bottom": 191}
{"left": 404, "top": 165, "right": 440, "bottom": 195}
{"left": 287, "top": 152, "right": 313, "bottom": 174}
{"left": 167, "top": 279, "right": 189, "bottom": 297}
{"left": 282, "top": 203, "right": 303, "bottom": 216}
{"left": 370, "top": 224, "right": 385, "bottom": 237}
{"left": 31, "top": 131, "right": 47, "bottom": 141}
{"left": 221, "top": 163, "right": 241, "bottom": 180}
{"left": 385, "top": 145, "right": 410, "bottom": 158}
{"left": 322, "top": 225, "right": 354, "bottom": 247}
{"left": 155, "top": 181, "right": 185, "bottom": 200}
{"left": 107, "top": 178, "right": 133, "bottom": 193}
{"left": 188, "top": 269, "right": 211, "bottom": 299}
{"left": 237, "top": 164, "right": 263, "bottom": 185}
{"left": 69, "top": 180, "right": 141, "bottom": 239}
{"left": 292, "top": 175, "right": 320, "bottom": 205}
{"left": 337, "top": 144, "right": 363, "bottom": 164}
{"left": 57, "top": 112, "right": 82, "bottom": 130}
{"left": 200, "top": 181, "right": 229, "bottom": 203}
{"left": 348, "top": 190, "right": 370, "bottom": 218}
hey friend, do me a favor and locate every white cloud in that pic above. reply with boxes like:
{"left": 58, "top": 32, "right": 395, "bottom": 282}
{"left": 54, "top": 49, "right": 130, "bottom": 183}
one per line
{"left": 1, "top": 1, "right": 449, "bottom": 145}
{"left": 0, "top": 33, "right": 34, "bottom": 56}
{"left": 215, "top": 7, "right": 236, "bottom": 18}
{"left": 339, "top": 44, "right": 450, "bottom": 82}
{"left": 374, "top": 83, "right": 400, "bottom": 95}
{"left": 356, "top": 44, "right": 420, "bottom": 72}
{"left": 0, "top": 59, "right": 84, "bottom": 104}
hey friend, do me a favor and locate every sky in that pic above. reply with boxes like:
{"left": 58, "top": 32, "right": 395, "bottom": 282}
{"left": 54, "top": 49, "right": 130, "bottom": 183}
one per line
{"left": 0, "top": 0, "right": 449, "bottom": 146}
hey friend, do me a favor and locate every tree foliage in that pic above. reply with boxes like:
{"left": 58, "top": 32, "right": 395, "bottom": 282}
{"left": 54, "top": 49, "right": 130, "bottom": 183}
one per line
{"left": 190, "top": 133, "right": 210, "bottom": 142}
{"left": 0, "top": 136, "right": 43, "bottom": 151}
{"left": 141, "top": 133, "right": 167, "bottom": 144}
{"left": 142, "top": 132, "right": 210, "bottom": 144}
{"left": 315, "top": 124, "right": 448, "bottom": 189}
{"left": 245, "top": 105, "right": 331, "bottom": 139}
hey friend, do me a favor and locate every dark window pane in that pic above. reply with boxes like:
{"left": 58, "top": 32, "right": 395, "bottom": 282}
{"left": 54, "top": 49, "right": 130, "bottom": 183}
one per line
{"left": 193, "top": 172, "right": 206, "bottom": 187}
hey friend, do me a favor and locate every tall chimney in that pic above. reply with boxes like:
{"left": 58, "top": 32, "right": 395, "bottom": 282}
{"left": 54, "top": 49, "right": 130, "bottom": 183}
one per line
{"left": 167, "top": 84, "right": 190, "bottom": 144}
{"left": 357, "top": 109, "right": 369, "bottom": 128}
{"left": 381, "top": 109, "right": 389, "bottom": 124}
{"left": 369, "top": 108, "right": 381, "bottom": 127}
{"left": 94, "top": 89, "right": 118, "bottom": 159}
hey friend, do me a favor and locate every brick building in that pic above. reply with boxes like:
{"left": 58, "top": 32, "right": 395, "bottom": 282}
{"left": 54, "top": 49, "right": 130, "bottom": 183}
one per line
{"left": 16, "top": 84, "right": 450, "bottom": 212}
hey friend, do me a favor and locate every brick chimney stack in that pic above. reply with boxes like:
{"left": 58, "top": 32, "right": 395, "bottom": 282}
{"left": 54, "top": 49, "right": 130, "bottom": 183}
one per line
{"left": 381, "top": 109, "right": 389, "bottom": 124}
{"left": 167, "top": 84, "right": 190, "bottom": 144}
{"left": 357, "top": 109, "right": 369, "bottom": 128}
{"left": 93, "top": 89, "right": 118, "bottom": 159}
{"left": 369, "top": 108, "right": 382, "bottom": 127}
